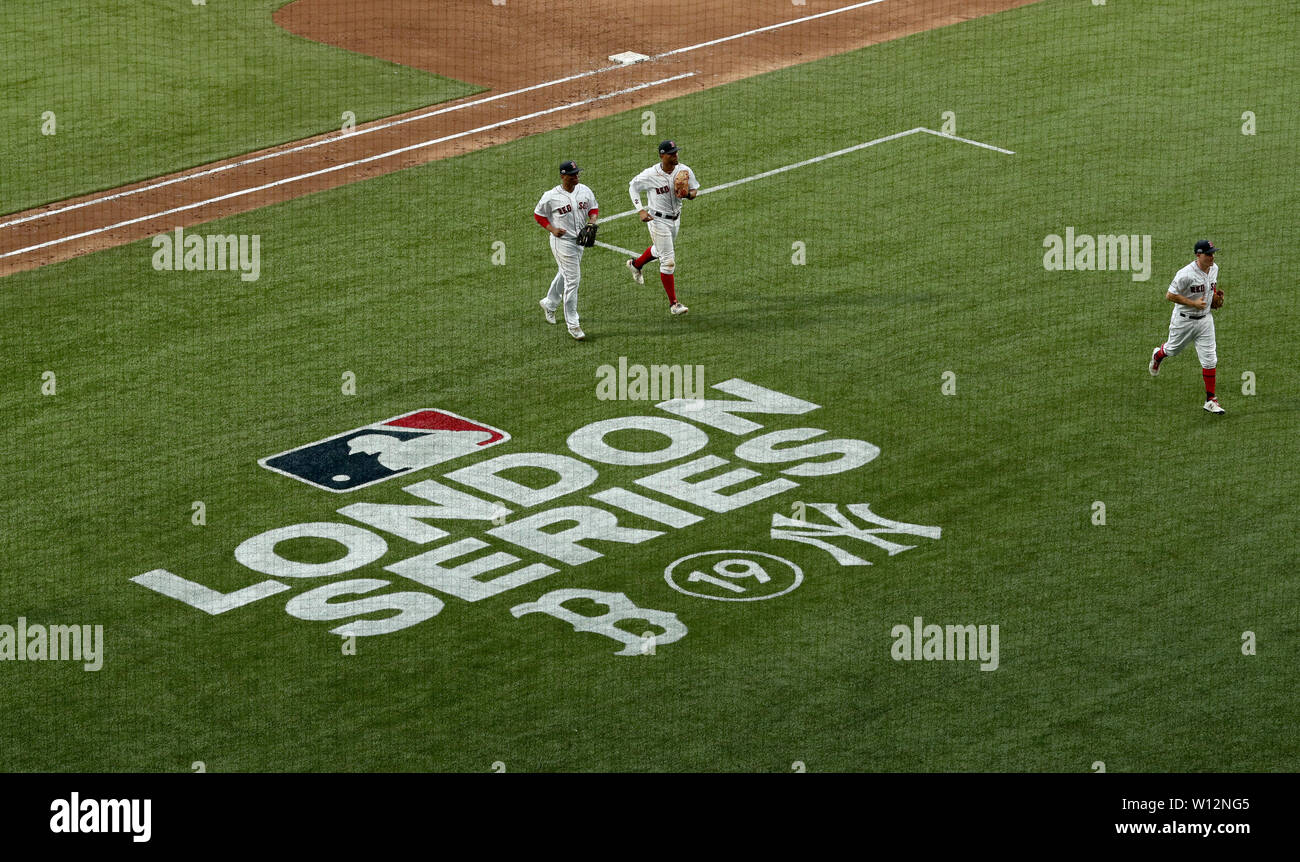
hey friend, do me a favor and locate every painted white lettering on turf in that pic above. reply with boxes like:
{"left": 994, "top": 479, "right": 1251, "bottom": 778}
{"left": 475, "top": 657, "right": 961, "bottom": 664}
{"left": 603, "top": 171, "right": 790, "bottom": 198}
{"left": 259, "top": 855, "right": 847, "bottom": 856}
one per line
{"left": 589, "top": 487, "right": 703, "bottom": 527}
{"left": 284, "top": 578, "right": 442, "bottom": 636}
{"left": 130, "top": 570, "right": 291, "bottom": 615}
{"left": 487, "top": 506, "right": 662, "bottom": 565}
{"left": 567, "top": 416, "right": 709, "bottom": 465}
{"left": 444, "top": 453, "right": 598, "bottom": 506}
{"left": 636, "top": 455, "right": 798, "bottom": 512}
{"left": 733, "top": 428, "right": 880, "bottom": 476}
{"left": 510, "top": 589, "right": 687, "bottom": 656}
{"left": 234, "top": 523, "right": 387, "bottom": 578}
{"left": 399, "top": 479, "right": 508, "bottom": 519}
{"left": 656, "top": 378, "right": 819, "bottom": 434}
{"left": 385, "top": 538, "right": 559, "bottom": 602}
{"left": 771, "top": 503, "right": 941, "bottom": 565}
{"left": 134, "top": 377, "right": 920, "bottom": 652}
{"left": 337, "top": 503, "right": 452, "bottom": 544}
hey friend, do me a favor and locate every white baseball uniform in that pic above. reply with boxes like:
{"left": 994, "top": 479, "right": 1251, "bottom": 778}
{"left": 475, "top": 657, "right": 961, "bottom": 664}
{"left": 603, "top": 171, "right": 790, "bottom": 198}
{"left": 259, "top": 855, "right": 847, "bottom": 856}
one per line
{"left": 1160, "top": 259, "right": 1219, "bottom": 368}
{"left": 535, "top": 182, "right": 598, "bottom": 326}
{"left": 629, "top": 164, "right": 699, "bottom": 274}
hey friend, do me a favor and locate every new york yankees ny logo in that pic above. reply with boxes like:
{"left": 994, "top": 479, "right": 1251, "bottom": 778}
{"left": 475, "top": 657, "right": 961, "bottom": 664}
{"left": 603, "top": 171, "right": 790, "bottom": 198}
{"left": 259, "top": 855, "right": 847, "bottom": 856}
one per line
{"left": 771, "top": 503, "right": 942, "bottom": 566}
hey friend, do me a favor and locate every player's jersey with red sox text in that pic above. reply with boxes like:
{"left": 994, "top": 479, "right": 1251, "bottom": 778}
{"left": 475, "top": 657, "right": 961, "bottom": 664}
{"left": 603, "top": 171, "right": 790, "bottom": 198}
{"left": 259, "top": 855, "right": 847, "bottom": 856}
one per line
{"left": 629, "top": 164, "right": 699, "bottom": 218}
{"left": 1167, "top": 259, "right": 1218, "bottom": 320}
{"left": 535, "top": 183, "right": 598, "bottom": 242}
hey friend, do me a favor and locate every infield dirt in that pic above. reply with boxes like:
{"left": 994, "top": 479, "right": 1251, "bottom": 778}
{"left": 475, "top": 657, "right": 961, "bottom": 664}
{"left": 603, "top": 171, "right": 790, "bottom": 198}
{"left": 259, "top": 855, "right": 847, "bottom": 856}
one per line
{"left": 0, "top": 0, "right": 1034, "bottom": 276}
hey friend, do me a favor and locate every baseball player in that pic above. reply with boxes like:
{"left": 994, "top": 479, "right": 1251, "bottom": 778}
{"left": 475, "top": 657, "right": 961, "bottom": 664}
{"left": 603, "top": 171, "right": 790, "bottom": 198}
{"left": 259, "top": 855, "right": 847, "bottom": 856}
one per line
{"left": 1149, "top": 239, "right": 1225, "bottom": 413}
{"left": 626, "top": 140, "right": 698, "bottom": 316}
{"left": 534, "top": 160, "right": 598, "bottom": 340}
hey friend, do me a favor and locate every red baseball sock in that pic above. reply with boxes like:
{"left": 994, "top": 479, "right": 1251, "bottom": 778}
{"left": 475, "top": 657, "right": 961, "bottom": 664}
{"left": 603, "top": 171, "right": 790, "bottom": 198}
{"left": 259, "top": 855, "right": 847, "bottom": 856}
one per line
{"left": 1155, "top": 347, "right": 1167, "bottom": 362}
{"left": 660, "top": 273, "right": 677, "bottom": 304}
{"left": 1202, "top": 367, "right": 1216, "bottom": 398}
{"left": 634, "top": 247, "right": 655, "bottom": 269}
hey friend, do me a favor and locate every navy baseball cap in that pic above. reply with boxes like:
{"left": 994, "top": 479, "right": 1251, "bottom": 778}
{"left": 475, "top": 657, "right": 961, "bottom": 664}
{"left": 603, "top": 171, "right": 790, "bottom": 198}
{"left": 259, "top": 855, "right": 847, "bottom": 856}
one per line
{"left": 658, "top": 140, "right": 679, "bottom": 155}
{"left": 559, "top": 160, "right": 581, "bottom": 175}
{"left": 1194, "top": 239, "right": 1218, "bottom": 255}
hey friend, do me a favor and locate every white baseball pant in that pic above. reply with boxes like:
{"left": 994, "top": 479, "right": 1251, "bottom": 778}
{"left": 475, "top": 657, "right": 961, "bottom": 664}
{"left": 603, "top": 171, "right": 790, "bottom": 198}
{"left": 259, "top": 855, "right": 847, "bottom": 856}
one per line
{"left": 647, "top": 216, "right": 680, "bottom": 274}
{"left": 543, "top": 234, "right": 584, "bottom": 327}
{"left": 1161, "top": 312, "right": 1217, "bottom": 368}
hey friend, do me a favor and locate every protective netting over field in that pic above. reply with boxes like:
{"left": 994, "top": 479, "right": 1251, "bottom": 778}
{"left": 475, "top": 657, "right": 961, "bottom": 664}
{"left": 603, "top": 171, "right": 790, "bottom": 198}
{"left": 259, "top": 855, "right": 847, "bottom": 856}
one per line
{"left": 1, "top": 1, "right": 1045, "bottom": 260}
{"left": 2, "top": 0, "right": 1292, "bottom": 272}
{"left": 2, "top": 1, "right": 1297, "bottom": 776}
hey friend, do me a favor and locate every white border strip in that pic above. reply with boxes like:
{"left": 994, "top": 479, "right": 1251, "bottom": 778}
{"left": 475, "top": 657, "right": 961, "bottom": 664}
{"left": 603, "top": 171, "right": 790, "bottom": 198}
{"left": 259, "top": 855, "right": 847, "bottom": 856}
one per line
{"left": 0, "top": 0, "right": 894, "bottom": 230}
{"left": 0, "top": 74, "right": 694, "bottom": 261}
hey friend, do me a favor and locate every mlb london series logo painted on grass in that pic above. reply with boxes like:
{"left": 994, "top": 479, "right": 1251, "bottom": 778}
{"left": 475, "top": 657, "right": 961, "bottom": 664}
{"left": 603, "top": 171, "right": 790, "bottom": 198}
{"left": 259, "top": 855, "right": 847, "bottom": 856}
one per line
{"left": 260, "top": 409, "right": 509, "bottom": 492}
{"left": 135, "top": 380, "right": 941, "bottom": 656}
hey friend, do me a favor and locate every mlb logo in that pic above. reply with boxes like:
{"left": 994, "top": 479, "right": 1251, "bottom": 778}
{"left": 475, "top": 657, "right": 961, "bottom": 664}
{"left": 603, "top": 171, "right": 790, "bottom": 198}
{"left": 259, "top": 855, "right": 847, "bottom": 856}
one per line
{"left": 260, "top": 409, "right": 509, "bottom": 492}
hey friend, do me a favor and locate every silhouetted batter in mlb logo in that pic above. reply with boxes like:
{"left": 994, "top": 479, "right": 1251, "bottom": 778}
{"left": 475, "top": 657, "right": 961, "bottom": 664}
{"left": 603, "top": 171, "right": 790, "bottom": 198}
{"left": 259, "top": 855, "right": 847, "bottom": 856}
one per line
{"left": 260, "top": 409, "right": 509, "bottom": 491}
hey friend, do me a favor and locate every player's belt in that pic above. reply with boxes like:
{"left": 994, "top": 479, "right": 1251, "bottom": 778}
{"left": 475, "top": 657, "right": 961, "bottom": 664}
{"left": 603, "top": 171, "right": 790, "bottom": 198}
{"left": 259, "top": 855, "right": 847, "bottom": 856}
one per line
{"left": 1179, "top": 312, "right": 1205, "bottom": 320}
{"left": 651, "top": 210, "right": 679, "bottom": 220}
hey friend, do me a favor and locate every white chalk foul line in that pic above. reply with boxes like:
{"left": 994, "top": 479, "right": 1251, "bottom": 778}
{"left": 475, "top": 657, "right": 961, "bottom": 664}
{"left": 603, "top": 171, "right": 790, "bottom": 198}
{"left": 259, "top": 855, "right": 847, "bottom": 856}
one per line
{"left": 593, "top": 240, "right": 641, "bottom": 258}
{"left": 595, "top": 126, "right": 1012, "bottom": 231}
{"left": 660, "top": 0, "right": 891, "bottom": 57}
{"left": 916, "top": 126, "right": 1016, "bottom": 154}
{"left": 0, "top": 73, "right": 694, "bottom": 261}
{"left": 1, "top": 0, "right": 896, "bottom": 231}
{"left": 0, "top": 66, "right": 647, "bottom": 231}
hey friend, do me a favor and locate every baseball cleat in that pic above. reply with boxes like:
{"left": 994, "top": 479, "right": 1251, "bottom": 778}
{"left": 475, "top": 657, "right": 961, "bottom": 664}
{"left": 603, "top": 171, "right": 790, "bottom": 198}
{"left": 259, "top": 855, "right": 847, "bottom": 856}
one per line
{"left": 626, "top": 259, "right": 644, "bottom": 285}
{"left": 669, "top": 302, "right": 689, "bottom": 316}
{"left": 1203, "top": 397, "right": 1225, "bottom": 414}
{"left": 1149, "top": 347, "right": 1162, "bottom": 376}
{"left": 539, "top": 300, "right": 556, "bottom": 325}
{"left": 567, "top": 325, "right": 586, "bottom": 341}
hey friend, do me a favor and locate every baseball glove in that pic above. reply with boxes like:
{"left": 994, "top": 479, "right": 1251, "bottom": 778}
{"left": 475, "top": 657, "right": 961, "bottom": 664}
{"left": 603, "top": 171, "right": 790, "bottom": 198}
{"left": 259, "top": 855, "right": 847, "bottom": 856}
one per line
{"left": 575, "top": 223, "right": 598, "bottom": 247}
{"left": 1211, "top": 288, "right": 1224, "bottom": 309}
{"left": 674, "top": 170, "right": 690, "bottom": 198}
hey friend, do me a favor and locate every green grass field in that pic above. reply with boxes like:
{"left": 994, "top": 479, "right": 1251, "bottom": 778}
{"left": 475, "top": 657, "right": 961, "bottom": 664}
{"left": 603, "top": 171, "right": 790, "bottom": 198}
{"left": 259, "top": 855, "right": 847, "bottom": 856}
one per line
{"left": 2, "top": 0, "right": 1297, "bottom": 772}
{"left": 0, "top": 0, "right": 477, "bottom": 212}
